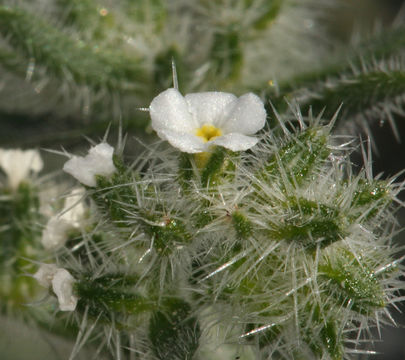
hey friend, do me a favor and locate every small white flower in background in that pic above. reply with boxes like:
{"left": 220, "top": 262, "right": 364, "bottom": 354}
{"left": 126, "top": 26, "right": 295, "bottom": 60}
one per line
{"left": 41, "top": 188, "right": 86, "bottom": 250}
{"left": 0, "top": 149, "right": 43, "bottom": 189}
{"left": 34, "top": 264, "right": 78, "bottom": 311}
{"left": 33, "top": 263, "right": 59, "bottom": 287}
{"left": 63, "top": 143, "right": 116, "bottom": 187}
{"left": 149, "top": 88, "right": 266, "bottom": 153}
{"left": 41, "top": 217, "right": 71, "bottom": 250}
{"left": 52, "top": 268, "right": 78, "bottom": 311}
{"left": 59, "top": 188, "right": 86, "bottom": 227}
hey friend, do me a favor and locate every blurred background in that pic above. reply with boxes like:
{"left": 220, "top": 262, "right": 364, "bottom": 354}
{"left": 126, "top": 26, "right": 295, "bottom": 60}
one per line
{"left": 1, "top": 0, "right": 405, "bottom": 359}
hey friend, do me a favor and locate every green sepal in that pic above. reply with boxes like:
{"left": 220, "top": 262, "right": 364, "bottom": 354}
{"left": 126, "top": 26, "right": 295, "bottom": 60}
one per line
{"left": 261, "top": 127, "right": 330, "bottom": 188}
{"left": 350, "top": 179, "right": 391, "bottom": 220}
{"left": 192, "top": 201, "right": 216, "bottom": 229}
{"left": 287, "top": 197, "right": 339, "bottom": 218}
{"left": 268, "top": 218, "right": 345, "bottom": 250}
{"left": 149, "top": 297, "right": 200, "bottom": 360}
{"left": 200, "top": 146, "right": 234, "bottom": 187}
{"left": 143, "top": 217, "right": 192, "bottom": 255}
{"left": 74, "top": 273, "right": 154, "bottom": 321}
{"left": 93, "top": 157, "right": 137, "bottom": 225}
{"left": 303, "top": 304, "right": 343, "bottom": 360}
{"left": 266, "top": 196, "right": 344, "bottom": 250}
{"left": 319, "top": 250, "right": 385, "bottom": 315}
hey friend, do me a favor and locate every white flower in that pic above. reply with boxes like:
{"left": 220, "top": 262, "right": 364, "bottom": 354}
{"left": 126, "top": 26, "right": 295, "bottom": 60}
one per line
{"left": 149, "top": 88, "right": 266, "bottom": 153}
{"left": 0, "top": 149, "right": 43, "bottom": 189}
{"left": 41, "top": 188, "right": 87, "bottom": 250}
{"left": 52, "top": 268, "right": 78, "bottom": 311}
{"left": 34, "top": 264, "right": 78, "bottom": 311}
{"left": 33, "top": 263, "right": 59, "bottom": 287}
{"left": 63, "top": 143, "right": 116, "bottom": 187}
{"left": 41, "top": 216, "right": 71, "bottom": 250}
{"left": 59, "top": 188, "right": 86, "bottom": 227}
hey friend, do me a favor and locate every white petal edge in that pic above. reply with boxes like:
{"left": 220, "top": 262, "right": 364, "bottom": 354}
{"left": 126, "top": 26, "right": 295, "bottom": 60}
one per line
{"left": 221, "top": 93, "right": 266, "bottom": 135}
{"left": 209, "top": 133, "right": 259, "bottom": 152}
{"left": 52, "top": 268, "right": 78, "bottom": 311}
{"left": 158, "top": 129, "right": 207, "bottom": 153}
{"left": 63, "top": 143, "right": 116, "bottom": 187}
{"left": 33, "top": 264, "right": 59, "bottom": 287}
{"left": 41, "top": 216, "right": 71, "bottom": 250}
{"left": 150, "top": 88, "right": 197, "bottom": 134}
{"left": 185, "top": 92, "right": 237, "bottom": 127}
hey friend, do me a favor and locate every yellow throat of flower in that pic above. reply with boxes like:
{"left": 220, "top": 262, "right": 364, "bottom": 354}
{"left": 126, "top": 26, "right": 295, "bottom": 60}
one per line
{"left": 195, "top": 124, "right": 222, "bottom": 143}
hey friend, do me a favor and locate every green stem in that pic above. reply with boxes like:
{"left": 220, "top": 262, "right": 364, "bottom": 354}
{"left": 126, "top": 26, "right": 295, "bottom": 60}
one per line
{"left": 300, "top": 69, "right": 405, "bottom": 119}
{"left": 0, "top": 6, "right": 147, "bottom": 91}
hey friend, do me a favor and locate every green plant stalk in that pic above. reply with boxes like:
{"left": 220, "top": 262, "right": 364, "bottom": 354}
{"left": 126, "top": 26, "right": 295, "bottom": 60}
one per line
{"left": 0, "top": 6, "right": 147, "bottom": 91}
{"left": 299, "top": 69, "right": 405, "bottom": 119}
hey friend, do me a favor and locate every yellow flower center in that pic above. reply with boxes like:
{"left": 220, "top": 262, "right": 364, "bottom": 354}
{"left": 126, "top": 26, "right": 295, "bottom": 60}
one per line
{"left": 195, "top": 124, "right": 222, "bottom": 143}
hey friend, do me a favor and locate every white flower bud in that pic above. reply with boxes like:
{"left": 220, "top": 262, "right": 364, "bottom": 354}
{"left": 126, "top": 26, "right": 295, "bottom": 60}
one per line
{"left": 0, "top": 149, "right": 43, "bottom": 189}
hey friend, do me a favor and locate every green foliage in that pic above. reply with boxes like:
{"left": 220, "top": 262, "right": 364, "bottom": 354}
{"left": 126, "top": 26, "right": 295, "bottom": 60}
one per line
{"left": 0, "top": 1, "right": 405, "bottom": 360}
{"left": 149, "top": 298, "right": 200, "bottom": 360}
{"left": 75, "top": 273, "right": 154, "bottom": 321}
{"left": 320, "top": 250, "right": 386, "bottom": 315}
{"left": 260, "top": 126, "right": 330, "bottom": 187}
{"left": 232, "top": 211, "right": 253, "bottom": 240}
{"left": 0, "top": 6, "right": 145, "bottom": 90}
{"left": 0, "top": 183, "right": 42, "bottom": 311}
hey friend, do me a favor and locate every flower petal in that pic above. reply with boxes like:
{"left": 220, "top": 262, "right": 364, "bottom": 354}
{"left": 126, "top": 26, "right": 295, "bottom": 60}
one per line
{"left": 158, "top": 129, "right": 207, "bottom": 153}
{"left": 63, "top": 143, "right": 116, "bottom": 187}
{"left": 150, "top": 88, "right": 196, "bottom": 134}
{"left": 52, "top": 268, "right": 78, "bottom": 311}
{"left": 33, "top": 264, "right": 59, "bottom": 288}
{"left": 209, "top": 133, "right": 259, "bottom": 151}
{"left": 221, "top": 93, "right": 266, "bottom": 135}
{"left": 185, "top": 92, "right": 237, "bottom": 127}
{"left": 41, "top": 216, "right": 71, "bottom": 250}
